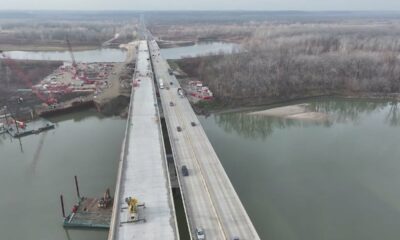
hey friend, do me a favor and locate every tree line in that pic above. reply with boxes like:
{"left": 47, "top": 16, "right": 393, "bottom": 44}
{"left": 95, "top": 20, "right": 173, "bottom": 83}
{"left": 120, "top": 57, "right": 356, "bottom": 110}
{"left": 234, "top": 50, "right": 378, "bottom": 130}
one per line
{"left": 195, "top": 22, "right": 400, "bottom": 106}
{"left": 0, "top": 20, "right": 138, "bottom": 46}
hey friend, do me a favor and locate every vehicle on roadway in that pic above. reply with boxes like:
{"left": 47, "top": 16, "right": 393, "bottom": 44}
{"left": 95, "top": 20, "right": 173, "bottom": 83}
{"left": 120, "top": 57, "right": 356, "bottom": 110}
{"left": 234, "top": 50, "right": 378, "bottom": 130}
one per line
{"left": 195, "top": 227, "right": 205, "bottom": 240}
{"left": 177, "top": 126, "right": 182, "bottom": 132}
{"left": 159, "top": 78, "right": 164, "bottom": 89}
{"left": 191, "top": 122, "right": 196, "bottom": 127}
{"left": 169, "top": 101, "right": 174, "bottom": 106}
{"left": 177, "top": 88, "right": 184, "bottom": 98}
{"left": 181, "top": 165, "right": 189, "bottom": 176}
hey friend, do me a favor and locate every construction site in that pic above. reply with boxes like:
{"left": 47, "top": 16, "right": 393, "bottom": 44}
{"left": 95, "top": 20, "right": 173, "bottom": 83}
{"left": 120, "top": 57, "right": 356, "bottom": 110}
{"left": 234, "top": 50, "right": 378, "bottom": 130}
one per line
{"left": 0, "top": 40, "right": 137, "bottom": 138}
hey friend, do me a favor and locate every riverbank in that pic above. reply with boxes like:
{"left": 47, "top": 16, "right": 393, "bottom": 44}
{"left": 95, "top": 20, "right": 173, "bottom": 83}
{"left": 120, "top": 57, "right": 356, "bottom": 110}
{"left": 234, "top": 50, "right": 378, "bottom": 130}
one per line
{"left": 172, "top": 57, "right": 400, "bottom": 115}
{"left": 192, "top": 93, "right": 400, "bottom": 116}
{"left": 1, "top": 42, "right": 137, "bottom": 121}
{"left": 0, "top": 44, "right": 102, "bottom": 52}
{"left": 157, "top": 40, "right": 195, "bottom": 49}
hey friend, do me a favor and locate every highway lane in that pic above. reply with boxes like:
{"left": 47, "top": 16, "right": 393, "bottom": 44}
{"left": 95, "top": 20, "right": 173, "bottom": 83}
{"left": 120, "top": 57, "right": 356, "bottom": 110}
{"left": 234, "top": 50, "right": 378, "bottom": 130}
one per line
{"left": 148, "top": 39, "right": 260, "bottom": 240}
{"left": 162, "top": 69, "right": 225, "bottom": 239}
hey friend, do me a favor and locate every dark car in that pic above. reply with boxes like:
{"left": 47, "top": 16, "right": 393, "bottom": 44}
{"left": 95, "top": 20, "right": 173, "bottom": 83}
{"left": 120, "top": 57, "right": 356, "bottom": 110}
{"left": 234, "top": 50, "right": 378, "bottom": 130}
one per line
{"left": 191, "top": 122, "right": 197, "bottom": 127}
{"left": 195, "top": 227, "right": 205, "bottom": 240}
{"left": 177, "top": 126, "right": 182, "bottom": 132}
{"left": 169, "top": 101, "right": 174, "bottom": 106}
{"left": 181, "top": 165, "right": 189, "bottom": 176}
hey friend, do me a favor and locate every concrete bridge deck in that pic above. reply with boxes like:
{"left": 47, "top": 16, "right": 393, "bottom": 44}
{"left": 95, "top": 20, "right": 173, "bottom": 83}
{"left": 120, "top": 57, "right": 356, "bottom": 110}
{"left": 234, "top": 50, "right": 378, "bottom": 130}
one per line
{"left": 148, "top": 39, "right": 260, "bottom": 240}
{"left": 108, "top": 40, "right": 178, "bottom": 240}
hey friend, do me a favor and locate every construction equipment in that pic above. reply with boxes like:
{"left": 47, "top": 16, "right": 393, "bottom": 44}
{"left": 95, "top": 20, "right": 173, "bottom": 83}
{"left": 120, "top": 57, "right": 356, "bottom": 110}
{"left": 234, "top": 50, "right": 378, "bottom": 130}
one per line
{"left": 124, "top": 196, "right": 145, "bottom": 222}
{"left": 66, "top": 36, "right": 77, "bottom": 68}
{"left": 15, "top": 120, "right": 26, "bottom": 129}
{"left": 0, "top": 52, "right": 58, "bottom": 105}
{"left": 66, "top": 37, "right": 93, "bottom": 84}
{"left": 97, "top": 188, "right": 112, "bottom": 208}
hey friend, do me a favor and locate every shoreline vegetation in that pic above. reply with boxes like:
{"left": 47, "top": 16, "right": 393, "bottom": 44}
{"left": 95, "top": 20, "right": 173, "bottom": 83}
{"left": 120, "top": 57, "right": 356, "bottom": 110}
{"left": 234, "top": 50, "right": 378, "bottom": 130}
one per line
{"left": 173, "top": 22, "right": 400, "bottom": 115}
{"left": 0, "top": 13, "right": 139, "bottom": 52}
{"left": 192, "top": 94, "right": 400, "bottom": 116}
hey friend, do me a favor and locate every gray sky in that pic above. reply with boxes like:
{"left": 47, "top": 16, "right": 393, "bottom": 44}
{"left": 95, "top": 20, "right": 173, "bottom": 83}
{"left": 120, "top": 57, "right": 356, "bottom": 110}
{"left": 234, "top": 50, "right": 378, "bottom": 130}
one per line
{"left": 1, "top": 0, "right": 400, "bottom": 11}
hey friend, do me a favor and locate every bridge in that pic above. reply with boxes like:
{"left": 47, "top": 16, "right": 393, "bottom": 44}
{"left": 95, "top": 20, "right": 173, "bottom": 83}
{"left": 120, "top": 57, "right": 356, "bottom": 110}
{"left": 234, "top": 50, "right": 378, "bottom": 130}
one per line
{"left": 107, "top": 41, "right": 178, "bottom": 240}
{"left": 108, "top": 38, "right": 260, "bottom": 239}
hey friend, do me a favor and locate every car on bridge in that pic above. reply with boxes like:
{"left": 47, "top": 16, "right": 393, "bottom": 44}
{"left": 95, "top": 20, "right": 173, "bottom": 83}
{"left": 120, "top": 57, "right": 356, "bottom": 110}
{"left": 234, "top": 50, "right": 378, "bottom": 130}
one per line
{"left": 169, "top": 101, "right": 174, "bottom": 106}
{"left": 181, "top": 165, "right": 189, "bottom": 176}
{"left": 191, "top": 122, "right": 197, "bottom": 127}
{"left": 177, "top": 126, "right": 182, "bottom": 132}
{"left": 195, "top": 227, "right": 205, "bottom": 240}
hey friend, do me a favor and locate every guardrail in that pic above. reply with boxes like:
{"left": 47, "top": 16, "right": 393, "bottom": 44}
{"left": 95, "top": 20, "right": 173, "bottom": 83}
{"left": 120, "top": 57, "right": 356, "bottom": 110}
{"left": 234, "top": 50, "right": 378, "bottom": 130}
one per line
{"left": 107, "top": 49, "right": 138, "bottom": 240}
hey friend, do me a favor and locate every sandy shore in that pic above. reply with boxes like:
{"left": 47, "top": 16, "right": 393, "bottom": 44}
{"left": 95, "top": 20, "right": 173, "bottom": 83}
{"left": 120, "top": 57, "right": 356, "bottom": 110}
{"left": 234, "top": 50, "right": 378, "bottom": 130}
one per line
{"left": 249, "top": 104, "right": 329, "bottom": 122}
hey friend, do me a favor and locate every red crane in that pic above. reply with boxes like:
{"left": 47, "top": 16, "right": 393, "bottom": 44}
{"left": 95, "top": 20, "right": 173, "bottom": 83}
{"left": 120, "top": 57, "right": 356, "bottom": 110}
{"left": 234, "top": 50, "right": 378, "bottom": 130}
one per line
{"left": 66, "top": 36, "right": 77, "bottom": 68}
{"left": 0, "top": 52, "right": 57, "bottom": 105}
{"left": 65, "top": 36, "right": 91, "bottom": 83}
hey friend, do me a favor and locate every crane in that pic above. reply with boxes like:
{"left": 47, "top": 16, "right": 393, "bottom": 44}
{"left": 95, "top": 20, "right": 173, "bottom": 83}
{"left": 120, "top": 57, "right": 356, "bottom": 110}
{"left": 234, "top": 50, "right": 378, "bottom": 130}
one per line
{"left": 0, "top": 52, "right": 57, "bottom": 105}
{"left": 66, "top": 36, "right": 77, "bottom": 68}
{"left": 65, "top": 36, "right": 91, "bottom": 83}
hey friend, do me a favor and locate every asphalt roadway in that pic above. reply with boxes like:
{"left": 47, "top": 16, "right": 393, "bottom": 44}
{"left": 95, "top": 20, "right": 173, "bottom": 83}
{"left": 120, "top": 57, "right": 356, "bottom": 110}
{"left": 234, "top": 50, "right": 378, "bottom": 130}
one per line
{"left": 148, "top": 40, "right": 260, "bottom": 240}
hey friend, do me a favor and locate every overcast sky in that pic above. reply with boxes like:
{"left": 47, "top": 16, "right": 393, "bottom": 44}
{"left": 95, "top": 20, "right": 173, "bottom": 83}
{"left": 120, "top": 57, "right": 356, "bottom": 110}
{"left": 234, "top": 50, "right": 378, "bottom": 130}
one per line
{"left": 1, "top": 0, "right": 400, "bottom": 11}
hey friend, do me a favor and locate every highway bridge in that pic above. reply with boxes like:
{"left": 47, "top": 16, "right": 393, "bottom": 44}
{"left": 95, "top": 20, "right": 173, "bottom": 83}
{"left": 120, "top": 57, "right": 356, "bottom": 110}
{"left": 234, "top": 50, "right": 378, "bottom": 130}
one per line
{"left": 108, "top": 38, "right": 260, "bottom": 240}
{"left": 108, "top": 41, "right": 179, "bottom": 240}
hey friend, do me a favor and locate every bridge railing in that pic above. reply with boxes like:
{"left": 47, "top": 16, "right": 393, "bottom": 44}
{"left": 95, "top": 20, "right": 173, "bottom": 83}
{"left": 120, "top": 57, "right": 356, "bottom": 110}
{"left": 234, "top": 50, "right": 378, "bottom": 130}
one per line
{"left": 107, "top": 52, "right": 138, "bottom": 240}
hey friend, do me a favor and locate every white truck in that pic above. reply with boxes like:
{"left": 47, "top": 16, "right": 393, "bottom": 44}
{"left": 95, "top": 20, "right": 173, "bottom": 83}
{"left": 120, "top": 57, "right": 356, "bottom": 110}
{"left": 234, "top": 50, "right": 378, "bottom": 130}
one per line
{"left": 159, "top": 78, "right": 164, "bottom": 89}
{"left": 177, "top": 88, "right": 184, "bottom": 98}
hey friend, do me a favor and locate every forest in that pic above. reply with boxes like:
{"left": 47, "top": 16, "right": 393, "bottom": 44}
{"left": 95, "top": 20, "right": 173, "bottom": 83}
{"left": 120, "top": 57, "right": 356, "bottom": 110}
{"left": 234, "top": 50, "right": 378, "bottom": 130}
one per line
{"left": 191, "top": 22, "right": 400, "bottom": 106}
{"left": 0, "top": 12, "right": 139, "bottom": 49}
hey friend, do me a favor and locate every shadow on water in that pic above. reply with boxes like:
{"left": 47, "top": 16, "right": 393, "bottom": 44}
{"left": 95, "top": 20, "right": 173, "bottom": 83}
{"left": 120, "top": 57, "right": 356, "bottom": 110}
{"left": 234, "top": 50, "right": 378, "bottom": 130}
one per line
{"left": 29, "top": 131, "right": 47, "bottom": 173}
{"left": 49, "top": 109, "right": 107, "bottom": 124}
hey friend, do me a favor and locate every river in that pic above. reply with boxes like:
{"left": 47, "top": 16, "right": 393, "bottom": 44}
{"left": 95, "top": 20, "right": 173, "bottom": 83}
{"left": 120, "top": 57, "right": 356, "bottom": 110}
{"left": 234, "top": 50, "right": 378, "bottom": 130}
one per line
{"left": 0, "top": 110, "right": 125, "bottom": 240}
{"left": 160, "top": 42, "right": 238, "bottom": 59}
{"left": 1, "top": 42, "right": 237, "bottom": 62}
{"left": 198, "top": 98, "right": 400, "bottom": 240}
{"left": 1, "top": 49, "right": 127, "bottom": 62}
{"left": 2, "top": 43, "right": 397, "bottom": 240}
{"left": 0, "top": 42, "right": 236, "bottom": 240}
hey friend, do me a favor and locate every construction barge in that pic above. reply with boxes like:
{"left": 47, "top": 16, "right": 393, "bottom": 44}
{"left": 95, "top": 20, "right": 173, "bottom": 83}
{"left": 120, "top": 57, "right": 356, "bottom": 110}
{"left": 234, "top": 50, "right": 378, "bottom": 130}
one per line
{"left": 62, "top": 195, "right": 113, "bottom": 229}
{"left": 61, "top": 176, "right": 113, "bottom": 229}
{"left": 5, "top": 118, "right": 55, "bottom": 138}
